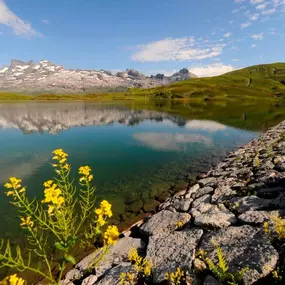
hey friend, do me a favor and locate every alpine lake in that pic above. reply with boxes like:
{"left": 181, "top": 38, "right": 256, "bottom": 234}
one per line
{"left": 0, "top": 98, "right": 285, "bottom": 281}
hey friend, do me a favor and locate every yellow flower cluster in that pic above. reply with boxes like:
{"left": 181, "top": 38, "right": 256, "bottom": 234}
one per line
{"left": 52, "top": 148, "right": 70, "bottom": 170}
{"left": 129, "top": 248, "right": 152, "bottom": 277}
{"left": 0, "top": 274, "right": 25, "bottom": 285}
{"left": 4, "top": 177, "right": 26, "bottom": 197}
{"left": 20, "top": 216, "right": 34, "bottom": 228}
{"left": 119, "top": 272, "right": 136, "bottom": 285}
{"left": 165, "top": 267, "right": 185, "bottom": 284}
{"left": 78, "top": 166, "right": 93, "bottom": 182}
{"left": 103, "top": 225, "right": 119, "bottom": 245}
{"left": 42, "top": 180, "right": 64, "bottom": 215}
{"left": 95, "top": 200, "right": 113, "bottom": 226}
{"left": 264, "top": 215, "right": 285, "bottom": 239}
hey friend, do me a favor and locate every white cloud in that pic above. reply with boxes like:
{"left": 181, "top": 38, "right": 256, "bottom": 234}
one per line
{"left": 0, "top": 0, "right": 40, "bottom": 37}
{"left": 232, "top": 58, "right": 240, "bottom": 61}
{"left": 185, "top": 120, "right": 227, "bottom": 132}
{"left": 188, "top": 63, "right": 236, "bottom": 77}
{"left": 262, "top": 8, "right": 276, "bottom": 14}
{"left": 252, "top": 32, "right": 264, "bottom": 40}
{"left": 240, "top": 22, "right": 252, "bottom": 28}
{"left": 131, "top": 37, "right": 224, "bottom": 62}
{"left": 250, "top": 0, "right": 265, "bottom": 4}
{"left": 256, "top": 3, "right": 268, "bottom": 9}
{"left": 224, "top": 32, "right": 232, "bottom": 38}
{"left": 248, "top": 13, "right": 259, "bottom": 20}
{"left": 251, "top": 43, "right": 257, "bottom": 47}
{"left": 133, "top": 132, "right": 211, "bottom": 151}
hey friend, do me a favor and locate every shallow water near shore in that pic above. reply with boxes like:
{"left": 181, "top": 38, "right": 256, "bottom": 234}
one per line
{"left": 0, "top": 99, "right": 285, "bottom": 262}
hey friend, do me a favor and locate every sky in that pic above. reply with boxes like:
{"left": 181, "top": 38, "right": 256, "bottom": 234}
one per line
{"left": 0, "top": 0, "right": 285, "bottom": 77}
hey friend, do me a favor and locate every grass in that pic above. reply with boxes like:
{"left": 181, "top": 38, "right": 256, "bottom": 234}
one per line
{"left": 1, "top": 62, "right": 285, "bottom": 102}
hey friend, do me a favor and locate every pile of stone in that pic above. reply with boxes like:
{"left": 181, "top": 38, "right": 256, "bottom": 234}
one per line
{"left": 61, "top": 120, "right": 285, "bottom": 285}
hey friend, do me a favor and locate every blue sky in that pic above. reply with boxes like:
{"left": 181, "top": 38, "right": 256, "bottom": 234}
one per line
{"left": 0, "top": 0, "right": 285, "bottom": 77}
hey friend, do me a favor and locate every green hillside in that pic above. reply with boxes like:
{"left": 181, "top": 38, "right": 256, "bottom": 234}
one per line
{"left": 126, "top": 63, "right": 285, "bottom": 102}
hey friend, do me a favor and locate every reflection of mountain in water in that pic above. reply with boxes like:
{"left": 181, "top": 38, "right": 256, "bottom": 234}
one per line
{"left": 0, "top": 102, "right": 186, "bottom": 134}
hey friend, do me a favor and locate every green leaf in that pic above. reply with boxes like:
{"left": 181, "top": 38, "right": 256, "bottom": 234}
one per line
{"left": 65, "top": 254, "right": 76, "bottom": 264}
{"left": 55, "top": 242, "right": 68, "bottom": 251}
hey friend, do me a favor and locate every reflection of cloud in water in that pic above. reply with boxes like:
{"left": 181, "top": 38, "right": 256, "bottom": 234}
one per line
{"left": 133, "top": 132, "right": 211, "bottom": 151}
{"left": 185, "top": 120, "right": 227, "bottom": 132}
{"left": 0, "top": 154, "right": 49, "bottom": 183}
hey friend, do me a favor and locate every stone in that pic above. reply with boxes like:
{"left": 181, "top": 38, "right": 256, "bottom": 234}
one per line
{"left": 76, "top": 237, "right": 145, "bottom": 277}
{"left": 193, "top": 258, "right": 207, "bottom": 272}
{"left": 185, "top": 183, "right": 200, "bottom": 199}
{"left": 81, "top": 275, "right": 97, "bottom": 285}
{"left": 211, "top": 185, "right": 237, "bottom": 203}
{"left": 65, "top": 268, "right": 82, "bottom": 281}
{"left": 139, "top": 210, "right": 191, "bottom": 237}
{"left": 95, "top": 262, "right": 135, "bottom": 285}
{"left": 192, "top": 204, "right": 237, "bottom": 228}
{"left": 228, "top": 196, "right": 272, "bottom": 214}
{"left": 192, "top": 187, "right": 214, "bottom": 199}
{"left": 198, "top": 177, "right": 217, "bottom": 187}
{"left": 192, "top": 194, "right": 211, "bottom": 208}
{"left": 257, "top": 186, "right": 285, "bottom": 199}
{"left": 146, "top": 228, "right": 203, "bottom": 283}
{"left": 172, "top": 198, "right": 192, "bottom": 212}
{"left": 199, "top": 225, "right": 278, "bottom": 285}
{"left": 203, "top": 275, "right": 222, "bottom": 285}
{"left": 238, "top": 210, "right": 280, "bottom": 225}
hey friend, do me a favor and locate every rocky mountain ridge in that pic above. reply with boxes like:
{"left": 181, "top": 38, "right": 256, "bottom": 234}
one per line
{"left": 0, "top": 59, "right": 197, "bottom": 93}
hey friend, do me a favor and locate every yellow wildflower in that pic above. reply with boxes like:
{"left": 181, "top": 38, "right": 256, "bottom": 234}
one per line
{"left": 0, "top": 274, "right": 25, "bottom": 285}
{"left": 43, "top": 180, "right": 53, "bottom": 188}
{"left": 88, "top": 175, "right": 93, "bottom": 182}
{"left": 100, "top": 200, "right": 112, "bottom": 218}
{"left": 59, "top": 158, "right": 67, "bottom": 164}
{"left": 104, "top": 225, "right": 119, "bottom": 245}
{"left": 143, "top": 260, "right": 152, "bottom": 277}
{"left": 79, "top": 166, "right": 91, "bottom": 176}
{"left": 42, "top": 184, "right": 62, "bottom": 204}
{"left": 20, "top": 216, "right": 34, "bottom": 228}
{"left": 97, "top": 215, "right": 106, "bottom": 227}
{"left": 48, "top": 205, "right": 55, "bottom": 215}
{"left": 6, "top": 191, "right": 15, "bottom": 197}
{"left": 79, "top": 177, "right": 86, "bottom": 182}
{"left": 53, "top": 148, "right": 68, "bottom": 158}
{"left": 4, "top": 177, "right": 22, "bottom": 190}
{"left": 63, "top": 163, "right": 70, "bottom": 170}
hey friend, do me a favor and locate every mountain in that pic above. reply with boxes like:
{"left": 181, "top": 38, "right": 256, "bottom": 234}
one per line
{"left": 128, "top": 63, "right": 285, "bottom": 101}
{"left": 0, "top": 59, "right": 197, "bottom": 94}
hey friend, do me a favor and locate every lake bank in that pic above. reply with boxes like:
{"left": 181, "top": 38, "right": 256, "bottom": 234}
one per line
{"left": 62, "top": 119, "right": 285, "bottom": 285}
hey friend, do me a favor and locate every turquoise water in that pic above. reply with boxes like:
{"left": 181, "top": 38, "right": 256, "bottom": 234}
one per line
{"left": 0, "top": 101, "right": 261, "bottom": 241}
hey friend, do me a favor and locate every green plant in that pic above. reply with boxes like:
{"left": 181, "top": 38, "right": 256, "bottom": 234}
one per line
{"left": 0, "top": 149, "right": 120, "bottom": 285}
{"left": 119, "top": 248, "right": 152, "bottom": 285}
{"left": 204, "top": 242, "right": 248, "bottom": 285}
{"left": 264, "top": 215, "right": 285, "bottom": 240}
{"left": 165, "top": 267, "right": 185, "bottom": 285}
{"left": 253, "top": 156, "right": 261, "bottom": 168}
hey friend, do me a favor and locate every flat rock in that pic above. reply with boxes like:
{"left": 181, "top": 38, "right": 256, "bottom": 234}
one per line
{"left": 192, "top": 187, "right": 214, "bottom": 199}
{"left": 172, "top": 197, "right": 192, "bottom": 212}
{"left": 95, "top": 262, "right": 135, "bottom": 285}
{"left": 76, "top": 237, "right": 145, "bottom": 277}
{"left": 198, "top": 177, "right": 217, "bottom": 187}
{"left": 238, "top": 210, "right": 280, "bottom": 225}
{"left": 192, "top": 203, "right": 237, "bottom": 228}
{"left": 192, "top": 194, "right": 211, "bottom": 208}
{"left": 199, "top": 225, "right": 278, "bottom": 285}
{"left": 146, "top": 228, "right": 203, "bottom": 283}
{"left": 212, "top": 185, "right": 237, "bottom": 203}
{"left": 82, "top": 275, "right": 97, "bottom": 285}
{"left": 229, "top": 196, "right": 272, "bottom": 214}
{"left": 185, "top": 183, "right": 200, "bottom": 199}
{"left": 139, "top": 210, "right": 191, "bottom": 237}
{"left": 65, "top": 268, "right": 82, "bottom": 281}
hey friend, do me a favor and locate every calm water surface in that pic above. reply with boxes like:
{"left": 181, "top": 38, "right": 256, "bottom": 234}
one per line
{"left": 0, "top": 100, "right": 283, "bottom": 243}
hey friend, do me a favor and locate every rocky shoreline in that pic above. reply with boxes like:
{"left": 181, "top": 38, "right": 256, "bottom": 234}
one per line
{"left": 61, "top": 120, "right": 285, "bottom": 285}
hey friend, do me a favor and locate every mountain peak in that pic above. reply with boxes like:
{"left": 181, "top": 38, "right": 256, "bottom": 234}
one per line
{"left": 0, "top": 59, "right": 197, "bottom": 93}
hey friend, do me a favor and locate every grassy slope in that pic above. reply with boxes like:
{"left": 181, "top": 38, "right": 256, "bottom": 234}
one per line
{"left": 1, "top": 63, "right": 285, "bottom": 101}
{"left": 126, "top": 62, "right": 285, "bottom": 101}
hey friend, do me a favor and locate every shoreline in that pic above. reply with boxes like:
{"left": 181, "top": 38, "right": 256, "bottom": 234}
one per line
{"left": 60, "top": 119, "right": 285, "bottom": 285}
{"left": 51, "top": 120, "right": 285, "bottom": 284}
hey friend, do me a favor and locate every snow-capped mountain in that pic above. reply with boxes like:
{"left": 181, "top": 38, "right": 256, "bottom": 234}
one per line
{"left": 0, "top": 59, "right": 197, "bottom": 93}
